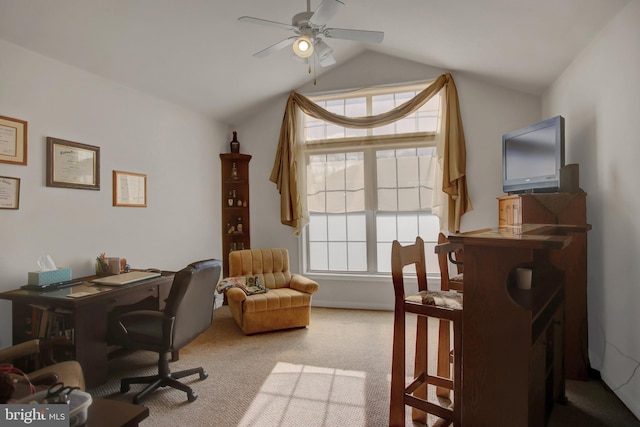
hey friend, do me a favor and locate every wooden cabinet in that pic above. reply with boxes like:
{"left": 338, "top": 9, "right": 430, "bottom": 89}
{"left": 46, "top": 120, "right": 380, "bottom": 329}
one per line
{"left": 497, "top": 192, "right": 589, "bottom": 380}
{"left": 220, "top": 153, "right": 251, "bottom": 277}
{"left": 450, "top": 225, "right": 582, "bottom": 426}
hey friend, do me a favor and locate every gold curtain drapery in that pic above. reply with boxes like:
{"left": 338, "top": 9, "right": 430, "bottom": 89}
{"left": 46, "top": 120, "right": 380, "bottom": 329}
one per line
{"left": 269, "top": 72, "right": 472, "bottom": 235}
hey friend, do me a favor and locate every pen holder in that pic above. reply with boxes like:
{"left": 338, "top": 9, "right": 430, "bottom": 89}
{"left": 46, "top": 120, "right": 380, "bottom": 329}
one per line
{"left": 95, "top": 258, "right": 110, "bottom": 276}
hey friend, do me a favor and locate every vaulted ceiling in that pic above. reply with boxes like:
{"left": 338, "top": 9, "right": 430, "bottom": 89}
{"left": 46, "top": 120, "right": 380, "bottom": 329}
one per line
{"left": 0, "top": 0, "right": 631, "bottom": 124}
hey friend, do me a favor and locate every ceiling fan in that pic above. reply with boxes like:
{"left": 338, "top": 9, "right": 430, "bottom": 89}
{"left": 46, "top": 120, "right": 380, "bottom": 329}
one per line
{"left": 238, "top": 0, "right": 384, "bottom": 67}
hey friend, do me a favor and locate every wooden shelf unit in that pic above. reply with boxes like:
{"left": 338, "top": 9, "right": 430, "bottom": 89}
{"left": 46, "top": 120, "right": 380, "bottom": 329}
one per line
{"left": 220, "top": 153, "right": 251, "bottom": 277}
{"left": 498, "top": 192, "right": 589, "bottom": 380}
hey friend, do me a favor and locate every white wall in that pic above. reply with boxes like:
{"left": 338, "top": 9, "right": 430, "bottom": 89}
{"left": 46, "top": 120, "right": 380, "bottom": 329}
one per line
{"left": 237, "top": 51, "right": 541, "bottom": 309}
{"left": 0, "top": 40, "right": 228, "bottom": 348}
{"left": 543, "top": 0, "right": 640, "bottom": 418}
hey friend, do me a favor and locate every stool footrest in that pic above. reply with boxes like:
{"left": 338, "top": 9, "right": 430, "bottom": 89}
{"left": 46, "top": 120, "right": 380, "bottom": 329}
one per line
{"left": 406, "top": 372, "right": 454, "bottom": 393}
{"left": 405, "top": 394, "right": 454, "bottom": 422}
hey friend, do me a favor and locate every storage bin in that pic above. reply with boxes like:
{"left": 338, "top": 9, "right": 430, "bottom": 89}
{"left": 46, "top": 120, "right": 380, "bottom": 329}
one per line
{"left": 16, "top": 389, "right": 92, "bottom": 427}
{"left": 68, "top": 390, "right": 92, "bottom": 427}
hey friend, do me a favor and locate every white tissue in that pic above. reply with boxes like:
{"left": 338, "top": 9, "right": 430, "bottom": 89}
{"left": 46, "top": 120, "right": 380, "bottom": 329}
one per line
{"left": 37, "top": 255, "right": 58, "bottom": 272}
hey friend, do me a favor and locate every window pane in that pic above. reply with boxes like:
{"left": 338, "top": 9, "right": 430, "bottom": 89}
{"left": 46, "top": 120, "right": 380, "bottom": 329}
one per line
{"left": 327, "top": 215, "right": 347, "bottom": 241}
{"left": 326, "top": 191, "right": 346, "bottom": 213}
{"left": 346, "top": 190, "right": 365, "bottom": 212}
{"left": 309, "top": 214, "right": 327, "bottom": 241}
{"left": 347, "top": 214, "right": 366, "bottom": 241}
{"left": 328, "top": 242, "right": 348, "bottom": 270}
{"left": 309, "top": 242, "right": 328, "bottom": 270}
{"left": 419, "top": 214, "right": 440, "bottom": 238}
{"left": 345, "top": 156, "right": 365, "bottom": 190}
{"left": 397, "top": 155, "right": 419, "bottom": 187}
{"left": 325, "top": 154, "right": 346, "bottom": 191}
{"left": 376, "top": 215, "right": 396, "bottom": 243}
{"left": 327, "top": 99, "right": 342, "bottom": 111}
{"left": 398, "top": 187, "right": 420, "bottom": 211}
{"left": 347, "top": 242, "right": 367, "bottom": 271}
{"left": 397, "top": 215, "right": 419, "bottom": 242}
{"left": 377, "top": 189, "right": 398, "bottom": 211}
{"left": 377, "top": 157, "right": 397, "bottom": 188}
{"left": 377, "top": 242, "right": 392, "bottom": 273}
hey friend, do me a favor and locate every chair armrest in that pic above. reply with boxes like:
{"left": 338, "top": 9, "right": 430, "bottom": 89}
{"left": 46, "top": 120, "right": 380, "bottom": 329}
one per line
{"left": 226, "top": 287, "right": 247, "bottom": 303}
{"left": 0, "top": 339, "right": 40, "bottom": 362}
{"left": 28, "top": 372, "right": 59, "bottom": 387}
{"left": 290, "top": 274, "right": 319, "bottom": 294}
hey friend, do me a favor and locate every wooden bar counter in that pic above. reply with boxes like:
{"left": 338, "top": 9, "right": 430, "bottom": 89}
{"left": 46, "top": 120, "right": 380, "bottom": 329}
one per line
{"left": 449, "top": 224, "right": 590, "bottom": 426}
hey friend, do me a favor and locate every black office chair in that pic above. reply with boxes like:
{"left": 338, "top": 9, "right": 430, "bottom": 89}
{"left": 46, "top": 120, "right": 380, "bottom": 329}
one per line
{"left": 114, "top": 259, "right": 222, "bottom": 404}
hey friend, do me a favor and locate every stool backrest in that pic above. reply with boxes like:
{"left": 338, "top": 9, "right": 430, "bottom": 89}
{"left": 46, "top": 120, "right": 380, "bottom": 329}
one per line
{"left": 391, "top": 236, "right": 428, "bottom": 302}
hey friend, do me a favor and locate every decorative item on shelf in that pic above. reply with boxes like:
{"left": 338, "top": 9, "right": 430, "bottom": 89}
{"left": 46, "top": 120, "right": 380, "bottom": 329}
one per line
{"left": 227, "top": 190, "right": 234, "bottom": 207}
{"left": 238, "top": 242, "right": 245, "bottom": 250}
{"left": 236, "top": 195, "right": 243, "bottom": 207}
{"left": 230, "top": 163, "right": 239, "bottom": 180}
{"left": 230, "top": 131, "right": 240, "bottom": 154}
{"left": 236, "top": 217, "right": 243, "bottom": 233}
{"left": 227, "top": 223, "right": 235, "bottom": 234}
{"left": 243, "top": 200, "right": 248, "bottom": 208}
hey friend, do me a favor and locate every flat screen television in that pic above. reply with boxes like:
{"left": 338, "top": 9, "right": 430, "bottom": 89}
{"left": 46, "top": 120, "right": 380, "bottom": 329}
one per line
{"left": 502, "top": 115, "right": 565, "bottom": 194}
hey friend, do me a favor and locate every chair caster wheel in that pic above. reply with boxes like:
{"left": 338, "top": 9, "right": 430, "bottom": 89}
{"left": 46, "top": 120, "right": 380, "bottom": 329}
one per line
{"left": 121, "top": 383, "right": 130, "bottom": 393}
{"left": 187, "top": 391, "right": 198, "bottom": 402}
{"left": 199, "top": 371, "right": 208, "bottom": 381}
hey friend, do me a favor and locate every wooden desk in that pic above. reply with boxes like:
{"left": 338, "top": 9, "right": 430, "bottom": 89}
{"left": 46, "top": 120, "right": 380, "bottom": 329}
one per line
{"left": 87, "top": 398, "right": 149, "bottom": 427}
{"left": 450, "top": 224, "right": 590, "bottom": 426}
{"left": 0, "top": 273, "right": 173, "bottom": 388}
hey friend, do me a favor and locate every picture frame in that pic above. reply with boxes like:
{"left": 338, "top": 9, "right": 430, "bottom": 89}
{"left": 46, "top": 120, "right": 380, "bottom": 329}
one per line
{"left": 113, "top": 170, "right": 147, "bottom": 207}
{"left": 46, "top": 137, "right": 100, "bottom": 190}
{"left": 0, "top": 176, "right": 20, "bottom": 210}
{"left": 0, "top": 115, "right": 28, "bottom": 165}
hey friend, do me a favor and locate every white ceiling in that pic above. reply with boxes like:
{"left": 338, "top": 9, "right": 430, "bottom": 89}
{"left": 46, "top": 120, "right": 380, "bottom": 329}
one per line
{"left": 0, "top": 0, "right": 631, "bottom": 124}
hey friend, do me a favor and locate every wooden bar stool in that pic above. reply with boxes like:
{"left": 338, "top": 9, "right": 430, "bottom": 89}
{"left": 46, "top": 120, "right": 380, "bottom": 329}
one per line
{"left": 389, "top": 237, "right": 463, "bottom": 427}
{"left": 435, "top": 232, "right": 465, "bottom": 399}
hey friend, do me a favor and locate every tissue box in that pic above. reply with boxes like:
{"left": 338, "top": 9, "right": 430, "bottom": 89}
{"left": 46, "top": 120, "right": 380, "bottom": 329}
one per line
{"left": 28, "top": 268, "right": 72, "bottom": 286}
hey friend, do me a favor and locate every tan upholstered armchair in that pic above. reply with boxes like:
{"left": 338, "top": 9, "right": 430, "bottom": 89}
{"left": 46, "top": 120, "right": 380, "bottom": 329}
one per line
{"left": 226, "top": 248, "right": 319, "bottom": 335}
{"left": 0, "top": 338, "right": 85, "bottom": 402}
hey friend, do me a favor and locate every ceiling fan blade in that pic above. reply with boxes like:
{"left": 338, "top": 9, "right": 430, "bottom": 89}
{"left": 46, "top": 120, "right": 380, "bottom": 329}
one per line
{"left": 238, "top": 16, "right": 294, "bottom": 31}
{"left": 253, "top": 36, "right": 297, "bottom": 58}
{"left": 324, "top": 28, "right": 384, "bottom": 44}
{"left": 310, "top": 0, "right": 344, "bottom": 26}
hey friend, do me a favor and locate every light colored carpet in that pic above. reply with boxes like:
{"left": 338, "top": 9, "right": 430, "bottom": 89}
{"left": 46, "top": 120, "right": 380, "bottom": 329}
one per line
{"left": 89, "top": 306, "right": 639, "bottom": 427}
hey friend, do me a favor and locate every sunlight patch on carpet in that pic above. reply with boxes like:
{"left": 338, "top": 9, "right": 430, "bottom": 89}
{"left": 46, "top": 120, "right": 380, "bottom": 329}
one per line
{"left": 238, "top": 362, "right": 367, "bottom": 427}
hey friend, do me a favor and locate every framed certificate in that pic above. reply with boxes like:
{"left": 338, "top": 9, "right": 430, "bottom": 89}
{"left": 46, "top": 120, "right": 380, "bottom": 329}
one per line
{"left": 0, "top": 115, "right": 28, "bottom": 166}
{"left": 0, "top": 176, "right": 20, "bottom": 209}
{"left": 113, "top": 170, "right": 147, "bottom": 207}
{"left": 46, "top": 137, "right": 100, "bottom": 190}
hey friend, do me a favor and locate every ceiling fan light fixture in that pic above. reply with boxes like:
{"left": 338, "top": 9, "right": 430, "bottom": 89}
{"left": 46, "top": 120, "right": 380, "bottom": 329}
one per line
{"left": 314, "top": 39, "right": 333, "bottom": 62}
{"left": 293, "top": 34, "right": 314, "bottom": 58}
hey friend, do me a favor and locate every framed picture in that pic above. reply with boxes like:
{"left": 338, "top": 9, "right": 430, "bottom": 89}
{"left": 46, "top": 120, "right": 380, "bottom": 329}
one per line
{"left": 0, "top": 115, "right": 28, "bottom": 165}
{"left": 46, "top": 137, "right": 100, "bottom": 190}
{"left": 0, "top": 176, "right": 20, "bottom": 210}
{"left": 113, "top": 170, "right": 147, "bottom": 207}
